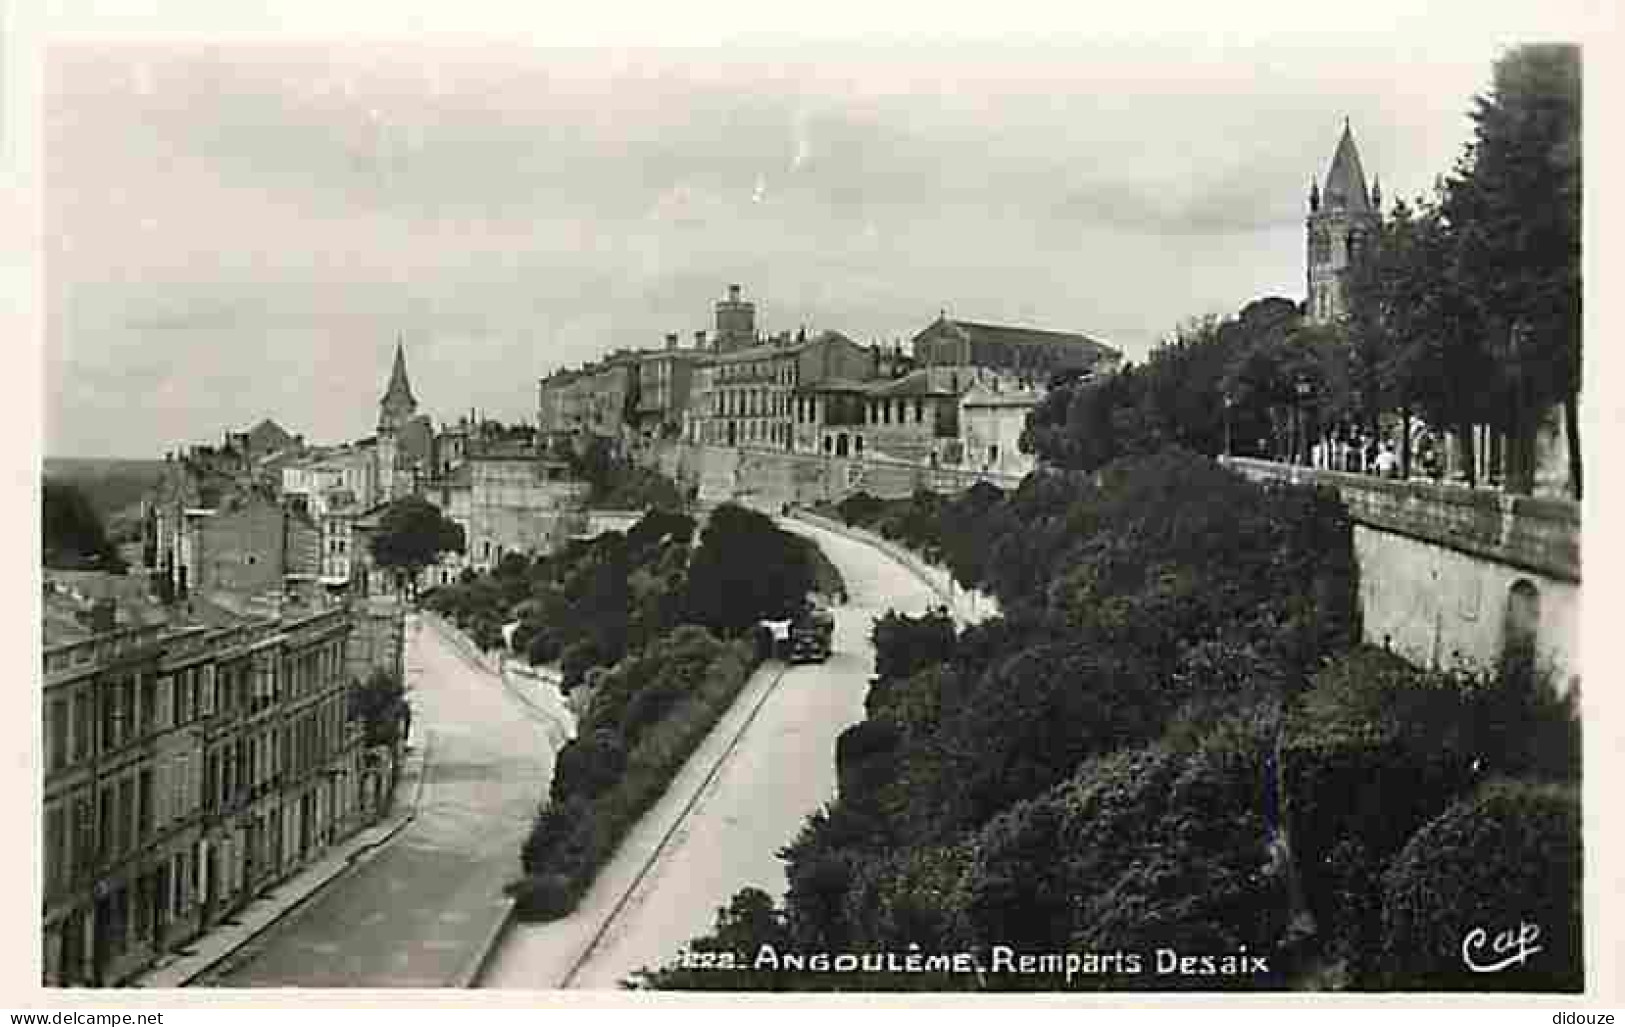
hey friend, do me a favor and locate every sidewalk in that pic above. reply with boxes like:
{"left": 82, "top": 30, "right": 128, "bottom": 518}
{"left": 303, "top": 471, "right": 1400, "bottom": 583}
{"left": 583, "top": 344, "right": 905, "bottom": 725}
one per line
{"left": 132, "top": 733, "right": 432, "bottom": 988}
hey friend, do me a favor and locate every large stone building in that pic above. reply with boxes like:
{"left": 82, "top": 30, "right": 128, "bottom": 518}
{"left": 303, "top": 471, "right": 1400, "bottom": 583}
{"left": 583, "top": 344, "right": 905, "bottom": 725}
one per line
{"left": 41, "top": 604, "right": 395, "bottom": 986}
{"left": 223, "top": 419, "right": 304, "bottom": 467}
{"left": 911, "top": 315, "right": 1122, "bottom": 380}
{"left": 419, "top": 442, "right": 588, "bottom": 578}
{"left": 1306, "top": 119, "right": 1381, "bottom": 326}
{"left": 958, "top": 379, "right": 1048, "bottom": 477}
{"left": 689, "top": 329, "right": 873, "bottom": 449}
{"left": 535, "top": 356, "right": 636, "bottom": 444}
{"left": 280, "top": 445, "right": 380, "bottom": 588}
{"left": 629, "top": 333, "right": 708, "bottom": 442}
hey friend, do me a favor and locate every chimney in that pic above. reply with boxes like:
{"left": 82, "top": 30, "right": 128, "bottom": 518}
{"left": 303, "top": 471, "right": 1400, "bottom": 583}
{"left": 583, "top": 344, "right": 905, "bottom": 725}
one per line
{"left": 695, "top": 330, "right": 707, "bottom": 350}
{"left": 665, "top": 332, "right": 679, "bottom": 351}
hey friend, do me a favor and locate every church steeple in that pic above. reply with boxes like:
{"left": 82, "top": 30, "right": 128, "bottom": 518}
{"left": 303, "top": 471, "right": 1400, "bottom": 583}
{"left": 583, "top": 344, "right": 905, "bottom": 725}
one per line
{"left": 379, "top": 338, "right": 418, "bottom": 432}
{"left": 1322, "top": 117, "right": 1373, "bottom": 214}
{"left": 1306, "top": 119, "right": 1379, "bottom": 325}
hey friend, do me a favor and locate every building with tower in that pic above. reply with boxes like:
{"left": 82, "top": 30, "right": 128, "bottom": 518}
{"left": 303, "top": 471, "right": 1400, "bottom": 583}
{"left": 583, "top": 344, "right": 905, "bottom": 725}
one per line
{"left": 1306, "top": 119, "right": 1382, "bottom": 325}
{"left": 375, "top": 342, "right": 436, "bottom": 500}
{"left": 713, "top": 284, "right": 758, "bottom": 353}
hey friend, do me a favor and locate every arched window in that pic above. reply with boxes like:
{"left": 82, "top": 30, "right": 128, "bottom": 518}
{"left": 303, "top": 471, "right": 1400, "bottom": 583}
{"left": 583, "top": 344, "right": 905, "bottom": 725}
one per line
{"left": 1503, "top": 579, "right": 1540, "bottom": 667}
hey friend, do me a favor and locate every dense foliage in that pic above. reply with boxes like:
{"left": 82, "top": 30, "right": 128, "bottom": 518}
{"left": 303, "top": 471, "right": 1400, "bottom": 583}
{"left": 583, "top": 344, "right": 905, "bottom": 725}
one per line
{"left": 510, "top": 625, "right": 758, "bottom": 921}
{"left": 1377, "top": 780, "right": 1581, "bottom": 992}
{"left": 425, "top": 508, "right": 704, "bottom": 683}
{"left": 683, "top": 504, "right": 817, "bottom": 636}
{"left": 369, "top": 495, "right": 467, "bottom": 597}
{"left": 642, "top": 449, "right": 1579, "bottom": 992}
{"left": 425, "top": 504, "right": 833, "bottom": 923}
{"left": 43, "top": 459, "right": 168, "bottom": 543}
{"left": 1022, "top": 45, "right": 1580, "bottom": 497}
{"left": 42, "top": 480, "right": 128, "bottom": 572}
{"left": 348, "top": 666, "right": 409, "bottom": 748}
{"left": 556, "top": 434, "right": 687, "bottom": 510}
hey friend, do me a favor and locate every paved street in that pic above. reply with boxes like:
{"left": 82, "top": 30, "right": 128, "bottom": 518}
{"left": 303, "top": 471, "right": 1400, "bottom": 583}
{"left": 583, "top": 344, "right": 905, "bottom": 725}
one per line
{"left": 206, "top": 614, "right": 566, "bottom": 987}
{"left": 481, "top": 518, "right": 940, "bottom": 990}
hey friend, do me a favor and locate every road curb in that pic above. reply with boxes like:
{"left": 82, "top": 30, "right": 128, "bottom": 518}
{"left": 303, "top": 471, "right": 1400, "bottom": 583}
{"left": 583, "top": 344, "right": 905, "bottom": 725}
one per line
{"left": 419, "top": 613, "right": 576, "bottom": 748}
{"left": 782, "top": 510, "right": 996, "bottom": 626}
{"left": 169, "top": 732, "right": 435, "bottom": 987}
{"left": 457, "top": 899, "right": 518, "bottom": 988}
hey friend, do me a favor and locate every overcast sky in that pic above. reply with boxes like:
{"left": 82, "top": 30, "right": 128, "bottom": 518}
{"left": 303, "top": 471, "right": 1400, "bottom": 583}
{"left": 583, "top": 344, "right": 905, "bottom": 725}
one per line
{"left": 33, "top": 9, "right": 1602, "bottom": 458}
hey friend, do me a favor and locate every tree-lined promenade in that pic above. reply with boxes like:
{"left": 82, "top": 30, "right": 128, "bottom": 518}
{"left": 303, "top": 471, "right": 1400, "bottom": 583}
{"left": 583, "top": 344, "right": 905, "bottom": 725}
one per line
{"left": 1024, "top": 44, "right": 1580, "bottom": 499}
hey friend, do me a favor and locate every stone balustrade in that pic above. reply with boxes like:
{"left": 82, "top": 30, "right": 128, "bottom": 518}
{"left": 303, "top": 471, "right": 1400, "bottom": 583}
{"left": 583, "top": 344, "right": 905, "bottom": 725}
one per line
{"left": 1221, "top": 457, "right": 1579, "bottom": 583}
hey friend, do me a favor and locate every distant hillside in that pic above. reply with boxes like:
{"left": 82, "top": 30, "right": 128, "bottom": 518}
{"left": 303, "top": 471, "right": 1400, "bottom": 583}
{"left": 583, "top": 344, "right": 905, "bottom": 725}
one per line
{"left": 44, "top": 458, "right": 167, "bottom": 516}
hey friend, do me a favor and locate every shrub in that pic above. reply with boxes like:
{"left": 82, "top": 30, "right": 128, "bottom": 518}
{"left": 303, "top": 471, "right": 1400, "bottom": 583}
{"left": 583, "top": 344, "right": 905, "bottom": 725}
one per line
{"left": 870, "top": 608, "right": 957, "bottom": 684}
{"left": 835, "top": 491, "right": 885, "bottom": 527}
{"left": 834, "top": 719, "right": 901, "bottom": 812}
{"left": 505, "top": 873, "right": 579, "bottom": 921}
{"left": 1377, "top": 779, "right": 1581, "bottom": 992}
{"left": 513, "top": 632, "right": 761, "bottom": 922}
{"left": 550, "top": 728, "right": 629, "bottom": 805}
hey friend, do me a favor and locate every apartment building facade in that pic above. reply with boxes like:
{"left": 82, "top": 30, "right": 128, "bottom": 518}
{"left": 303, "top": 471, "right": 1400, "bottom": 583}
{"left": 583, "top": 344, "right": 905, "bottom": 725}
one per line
{"left": 41, "top": 605, "right": 393, "bottom": 986}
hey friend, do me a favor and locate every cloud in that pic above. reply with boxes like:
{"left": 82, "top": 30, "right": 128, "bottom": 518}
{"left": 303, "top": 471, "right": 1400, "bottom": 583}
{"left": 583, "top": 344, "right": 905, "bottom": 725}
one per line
{"left": 44, "top": 38, "right": 1498, "bottom": 457}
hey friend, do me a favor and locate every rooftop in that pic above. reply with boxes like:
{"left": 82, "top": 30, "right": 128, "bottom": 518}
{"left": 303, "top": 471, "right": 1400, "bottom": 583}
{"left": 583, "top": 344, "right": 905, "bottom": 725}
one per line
{"left": 916, "top": 316, "right": 1120, "bottom": 360}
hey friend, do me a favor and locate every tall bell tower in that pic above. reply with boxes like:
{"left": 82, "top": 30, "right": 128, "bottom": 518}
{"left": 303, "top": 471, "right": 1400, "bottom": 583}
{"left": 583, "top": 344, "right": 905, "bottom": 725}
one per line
{"left": 377, "top": 339, "right": 417, "bottom": 500}
{"left": 1307, "top": 119, "right": 1381, "bottom": 325}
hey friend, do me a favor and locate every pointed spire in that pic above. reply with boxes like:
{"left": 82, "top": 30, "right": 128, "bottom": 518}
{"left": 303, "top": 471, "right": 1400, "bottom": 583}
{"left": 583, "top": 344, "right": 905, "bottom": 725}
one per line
{"left": 1370, "top": 174, "right": 1383, "bottom": 213}
{"left": 379, "top": 338, "right": 418, "bottom": 430}
{"left": 1309, "top": 177, "right": 1321, "bottom": 212}
{"left": 1322, "top": 119, "right": 1373, "bottom": 214}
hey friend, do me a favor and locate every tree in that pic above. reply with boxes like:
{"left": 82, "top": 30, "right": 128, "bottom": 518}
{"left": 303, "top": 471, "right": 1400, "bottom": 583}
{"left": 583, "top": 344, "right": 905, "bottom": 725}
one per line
{"left": 369, "top": 495, "right": 466, "bottom": 599}
{"left": 348, "top": 667, "right": 408, "bottom": 747}
{"left": 42, "top": 481, "right": 127, "bottom": 572}
{"left": 1445, "top": 44, "right": 1582, "bottom": 496}
{"left": 683, "top": 504, "right": 814, "bottom": 635}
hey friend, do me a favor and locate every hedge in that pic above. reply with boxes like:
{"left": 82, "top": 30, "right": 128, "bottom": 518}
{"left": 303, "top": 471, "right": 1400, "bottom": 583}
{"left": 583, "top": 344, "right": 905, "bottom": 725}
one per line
{"left": 508, "top": 631, "right": 760, "bottom": 920}
{"left": 1377, "top": 779, "right": 1581, "bottom": 992}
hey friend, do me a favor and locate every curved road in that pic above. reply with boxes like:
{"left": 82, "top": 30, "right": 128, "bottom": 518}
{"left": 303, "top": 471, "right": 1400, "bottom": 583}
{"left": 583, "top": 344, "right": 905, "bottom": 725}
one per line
{"left": 482, "top": 517, "right": 941, "bottom": 990}
{"left": 206, "top": 614, "right": 568, "bottom": 987}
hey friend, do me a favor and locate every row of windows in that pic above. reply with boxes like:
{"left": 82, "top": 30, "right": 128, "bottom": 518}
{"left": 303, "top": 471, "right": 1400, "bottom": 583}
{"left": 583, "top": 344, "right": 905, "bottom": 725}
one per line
{"left": 44, "top": 692, "right": 351, "bottom": 902}
{"left": 709, "top": 387, "right": 790, "bottom": 418}
{"left": 44, "top": 639, "right": 348, "bottom": 775}
{"left": 702, "top": 391, "right": 938, "bottom": 427}
{"left": 716, "top": 360, "right": 796, "bottom": 386}
{"left": 793, "top": 395, "right": 933, "bottom": 427}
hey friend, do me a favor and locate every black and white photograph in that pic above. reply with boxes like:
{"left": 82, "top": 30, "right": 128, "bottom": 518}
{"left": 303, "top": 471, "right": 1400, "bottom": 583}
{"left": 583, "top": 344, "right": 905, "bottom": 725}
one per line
{"left": 20, "top": 0, "right": 1605, "bottom": 1003}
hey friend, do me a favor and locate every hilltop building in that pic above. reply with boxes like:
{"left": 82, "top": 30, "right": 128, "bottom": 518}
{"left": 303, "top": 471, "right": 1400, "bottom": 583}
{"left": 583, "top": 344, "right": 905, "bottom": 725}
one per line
{"left": 712, "top": 283, "right": 758, "bottom": 353}
{"left": 911, "top": 315, "right": 1121, "bottom": 380}
{"left": 1306, "top": 119, "right": 1382, "bottom": 325}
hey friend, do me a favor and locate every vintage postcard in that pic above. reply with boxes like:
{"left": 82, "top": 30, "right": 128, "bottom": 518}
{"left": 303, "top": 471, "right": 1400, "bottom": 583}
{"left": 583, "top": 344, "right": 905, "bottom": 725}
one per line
{"left": 12, "top": 0, "right": 1617, "bottom": 1009}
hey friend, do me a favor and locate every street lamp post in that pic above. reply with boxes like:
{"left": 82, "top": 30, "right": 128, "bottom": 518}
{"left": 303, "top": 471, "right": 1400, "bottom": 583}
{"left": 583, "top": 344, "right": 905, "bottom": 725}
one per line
{"left": 1294, "top": 378, "right": 1313, "bottom": 467}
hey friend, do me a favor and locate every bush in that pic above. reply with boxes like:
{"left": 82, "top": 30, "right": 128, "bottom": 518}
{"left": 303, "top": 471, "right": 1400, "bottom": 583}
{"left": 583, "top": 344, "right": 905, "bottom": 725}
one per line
{"left": 870, "top": 608, "right": 957, "bottom": 684}
{"left": 834, "top": 719, "right": 901, "bottom": 812}
{"left": 512, "top": 631, "right": 761, "bottom": 922}
{"left": 835, "top": 491, "right": 885, "bottom": 527}
{"left": 1377, "top": 779, "right": 1581, "bottom": 992}
{"left": 1282, "top": 647, "right": 1488, "bottom": 974}
{"left": 505, "top": 873, "right": 580, "bottom": 921}
{"left": 551, "top": 729, "right": 629, "bottom": 805}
